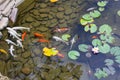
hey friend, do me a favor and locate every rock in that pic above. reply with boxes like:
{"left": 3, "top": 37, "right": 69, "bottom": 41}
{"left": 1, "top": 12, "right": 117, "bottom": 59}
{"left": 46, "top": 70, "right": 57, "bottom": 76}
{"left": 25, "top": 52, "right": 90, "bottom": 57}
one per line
{"left": 38, "top": 26, "right": 48, "bottom": 32}
{"left": 18, "top": 73, "right": 26, "bottom": 80}
{"left": 64, "top": 16, "right": 70, "bottom": 20}
{"left": 22, "top": 51, "right": 31, "bottom": 58}
{"left": 58, "top": 7, "right": 64, "bottom": 11}
{"left": 59, "top": 19, "right": 65, "bottom": 23}
{"left": 25, "top": 16, "right": 34, "bottom": 23}
{"left": 40, "top": 72, "right": 48, "bottom": 79}
{"left": 65, "top": 9, "right": 72, "bottom": 15}
{"left": 48, "top": 15, "right": 53, "bottom": 20}
{"left": 40, "top": 14, "right": 48, "bottom": 18}
{"left": 21, "top": 67, "right": 31, "bottom": 75}
{"left": 31, "top": 21, "right": 40, "bottom": 27}
{"left": 51, "top": 19, "right": 57, "bottom": 23}
{"left": 0, "top": 17, "right": 8, "bottom": 30}
{"left": 56, "top": 12, "right": 64, "bottom": 19}
{"left": 59, "top": 72, "right": 73, "bottom": 80}
{"left": 39, "top": 8, "right": 50, "bottom": 13}
{"left": 32, "top": 10, "right": 40, "bottom": 16}
{"left": 0, "top": 61, "right": 6, "bottom": 75}
{"left": 40, "top": 3, "right": 47, "bottom": 8}
{"left": 70, "top": 13, "right": 76, "bottom": 19}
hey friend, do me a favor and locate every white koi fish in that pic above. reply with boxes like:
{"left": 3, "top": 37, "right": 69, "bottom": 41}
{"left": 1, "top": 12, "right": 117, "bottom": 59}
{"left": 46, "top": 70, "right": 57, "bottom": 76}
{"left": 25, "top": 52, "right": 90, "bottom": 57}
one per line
{"left": 70, "top": 35, "right": 78, "bottom": 49}
{"left": 53, "top": 36, "right": 69, "bottom": 45}
{"left": 8, "top": 30, "right": 22, "bottom": 41}
{"left": 12, "top": 26, "right": 30, "bottom": 32}
{"left": 9, "top": 45, "right": 17, "bottom": 57}
{"left": 5, "top": 39, "right": 17, "bottom": 46}
{"left": 7, "top": 27, "right": 21, "bottom": 37}
{"left": 86, "top": 7, "right": 97, "bottom": 11}
{"left": 16, "top": 40, "right": 23, "bottom": 49}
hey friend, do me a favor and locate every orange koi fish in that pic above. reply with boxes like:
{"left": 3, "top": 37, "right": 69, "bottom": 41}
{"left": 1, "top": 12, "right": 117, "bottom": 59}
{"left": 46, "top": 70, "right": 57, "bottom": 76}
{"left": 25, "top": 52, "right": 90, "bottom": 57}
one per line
{"left": 50, "top": 0, "right": 58, "bottom": 3}
{"left": 92, "top": 35, "right": 98, "bottom": 39}
{"left": 38, "top": 39, "right": 49, "bottom": 43}
{"left": 0, "top": 49, "right": 8, "bottom": 55}
{"left": 54, "top": 27, "right": 69, "bottom": 33}
{"left": 34, "top": 33, "right": 44, "bottom": 38}
{"left": 22, "top": 32, "right": 26, "bottom": 41}
{"left": 57, "top": 53, "right": 64, "bottom": 58}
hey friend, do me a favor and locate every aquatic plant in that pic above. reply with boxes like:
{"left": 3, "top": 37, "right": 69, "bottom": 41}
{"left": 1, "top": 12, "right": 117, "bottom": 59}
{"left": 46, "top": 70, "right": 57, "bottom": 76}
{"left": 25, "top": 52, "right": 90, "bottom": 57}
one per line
{"left": 68, "top": 50, "right": 80, "bottom": 60}
{"left": 97, "top": 1, "right": 108, "bottom": 7}
{"left": 103, "top": 66, "right": 116, "bottom": 75}
{"left": 94, "top": 68, "right": 108, "bottom": 79}
{"left": 104, "top": 59, "right": 114, "bottom": 66}
{"left": 80, "top": 18, "right": 94, "bottom": 26}
{"left": 92, "top": 39, "right": 102, "bottom": 47}
{"left": 99, "top": 24, "right": 112, "bottom": 35}
{"left": 110, "top": 47, "right": 120, "bottom": 56}
{"left": 82, "top": 14, "right": 93, "bottom": 20}
{"left": 84, "top": 24, "right": 98, "bottom": 33}
{"left": 117, "top": 10, "right": 120, "bottom": 16}
{"left": 89, "top": 10, "right": 101, "bottom": 18}
{"left": 98, "top": 7, "right": 105, "bottom": 12}
{"left": 61, "top": 34, "right": 71, "bottom": 41}
{"left": 78, "top": 44, "right": 89, "bottom": 52}
{"left": 99, "top": 43, "right": 111, "bottom": 54}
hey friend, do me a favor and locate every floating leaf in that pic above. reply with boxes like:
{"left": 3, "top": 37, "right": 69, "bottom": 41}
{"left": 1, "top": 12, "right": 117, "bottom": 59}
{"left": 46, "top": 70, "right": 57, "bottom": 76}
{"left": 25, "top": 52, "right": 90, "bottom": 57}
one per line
{"left": 103, "top": 67, "right": 111, "bottom": 75}
{"left": 99, "top": 7, "right": 105, "bottom": 12}
{"left": 84, "top": 25, "right": 90, "bottom": 32}
{"left": 104, "top": 59, "right": 114, "bottom": 66}
{"left": 82, "top": 14, "right": 93, "bottom": 20}
{"left": 117, "top": 10, "right": 120, "bottom": 16}
{"left": 100, "top": 34, "right": 106, "bottom": 40}
{"left": 92, "top": 39, "right": 102, "bottom": 47}
{"left": 78, "top": 44, "right": 89, "bottom": 52}
{"left": 106, "top": 36, "right": 115, "bottom": 43}
{"left": 99, "top": 43, "right": 110, "bottom": 54}
{"left": 80, "top": 18, "right": 88, "bottom": 25}
{"left": 97, "top": 1, "right": 108, "bottom": 7}
{"left": 115, "top": 56, "right": 120, "bottom": 64}
{"left": 90, "top": 10, "right": 101, "bottom": 18}
{"left": 99, "top": 24, "right": 112, "bottom": 35}
{"left": 110, "top": 47, "right": 120, "bottom": 56}
{"left": 62, "top": 34, "right": 71, "bottom": 41}
{"left": 107, "top": 66, "right": 116, "bottom": 75}
{"left": 68, "top": 50, "right": 80, "bottom": 60}
{"left": 90, "top": 24, "right": 97, "bottom": 33}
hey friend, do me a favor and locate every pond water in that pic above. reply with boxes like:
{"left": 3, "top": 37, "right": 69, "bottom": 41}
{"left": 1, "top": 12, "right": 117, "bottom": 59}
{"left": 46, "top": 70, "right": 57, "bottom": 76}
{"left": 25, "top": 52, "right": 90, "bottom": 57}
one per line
{"left": 1, "top": 0, "right": 120, "bottom": 80}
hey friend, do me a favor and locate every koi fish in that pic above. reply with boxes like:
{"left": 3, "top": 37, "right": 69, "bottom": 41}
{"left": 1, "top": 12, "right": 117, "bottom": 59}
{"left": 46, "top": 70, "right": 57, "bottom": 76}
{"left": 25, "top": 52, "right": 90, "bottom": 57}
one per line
{"left": 9, "top": 45, "right": 17, "bottom": 57}
{"left": 50, "top": 0, "right": 58, "bottom": 2}
{"left": 38, "top": 39, "right": 49, "bottom": 43}
{"left": 53, "top": 27, "right": 69, "bottom": 33}
{"left": 0, "top": 49, "right": 8, "bottom": 55}
{"left": 57, "top": 53, "right": 64, "bottom": 58}
{"left": 53, "top": 36, "right": 69, "bottom": 45}
{"left": 5, "top": 39, "right": 17, "bottom": 46}
{"left": 86, "top": 7, "right": 97, "bottom": 11}
{"left": 17, "top": 40, "right": 23, "bottom": 49}
{"left": 92, "top": 35, "right": 98, "bottom": 39}
{"left": 12, "top": 26, "right": 30, "bottom": 32}
{"left": 22, "top": 32, "right": 26, "bottom": 41}
{"left": 34, "top": 33, "right": 45, "bottom": 38}
{"left": 70, "top": 35, "right": 79, "bottom": 49}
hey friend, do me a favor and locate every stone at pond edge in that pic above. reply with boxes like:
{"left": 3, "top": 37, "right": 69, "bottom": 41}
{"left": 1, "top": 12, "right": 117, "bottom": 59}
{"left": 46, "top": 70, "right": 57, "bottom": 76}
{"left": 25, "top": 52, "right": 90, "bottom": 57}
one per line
{"left": 21, "top": 67, "right": 31, "bottom": 75}
{"left": 56, "top": 12, "right": 64, "bottom": 19}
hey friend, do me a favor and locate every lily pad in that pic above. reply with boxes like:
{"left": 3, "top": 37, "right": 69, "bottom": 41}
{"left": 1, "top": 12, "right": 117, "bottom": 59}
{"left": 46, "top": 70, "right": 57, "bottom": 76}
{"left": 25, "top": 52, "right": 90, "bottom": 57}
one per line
{"left": 78, "top": 44, "right": 89, "bottom": 52}
{"left": 99, "top": 24, "right": 112, "bottom": 35}
{"left": 103, "top": 67, "right": 111, "bottom": 75}
{"left": 106, "top": 36, "right": 115, "bottom": 43}
{"left": 99, "top": 43, "right": 110, "bottom": 54}
{"left": 90, "top": 10, "right": 101, "bottom": 18}
{"left": 99, "top": 7, "right": 105, "bottom": 12}
{"left": 110, "top": 47, "right": 120, "bottom": 56}
{"left": 117, "top": 10, "right": 120, "bottom": 16}
{"left": 84, "top": 25, "right": 90, "bottom": 32}
{"left": 62, "top": 34, "right": 71, "bottom": 41}
{"left": 97, "top": 1, "right": 108, "bottom": 7}
{"left": 104, "top": 59, "right": 114, "bottom": 66}
{"left": 90, "top": 24, "right": 97, "bottom": 33}
{"left": 68, "top": 50, "right": 80, "bottom": 60}
{"left": 92, "top": 39, "right": 102, "bottom": 47}
{"left": 82, "top": 14, "right": 93, "bottom": 20}
{"left": 100, "top": 34, "right": 106, "bottom": 40}
{"left": 80, "top": 18, "right": 94, "bottom": 26}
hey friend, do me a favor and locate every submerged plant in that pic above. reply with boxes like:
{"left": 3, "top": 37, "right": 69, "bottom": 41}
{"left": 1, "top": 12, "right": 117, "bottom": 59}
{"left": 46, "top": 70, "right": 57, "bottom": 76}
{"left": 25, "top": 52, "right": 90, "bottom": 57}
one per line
{"left": 68, "top": 50, "right": 80, "bottom": 60}
{"left": 104, "top": 59, "right": 114, "bottom": 66}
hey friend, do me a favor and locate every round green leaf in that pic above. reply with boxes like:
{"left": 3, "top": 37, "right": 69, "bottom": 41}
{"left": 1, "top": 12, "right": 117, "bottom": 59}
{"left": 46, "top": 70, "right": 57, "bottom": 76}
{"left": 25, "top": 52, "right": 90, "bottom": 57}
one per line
{"left": 99, "top": 44, "right": 110, "bottom": 54}
{"left": 82, "top": 14, "right": 93, "bottom": 20}
{"left": 61, "top": 34, "right": 71, "bottom": 41}
{"left": 68, "top": 50, "right": 80, "bottom": 60}
{"left": 78, "top": 44, "right": 89, "bottom": 52}
{"left": 100, "top": 34, "right": 106, "bottom": 40}
{"left": 99, "top": 7, "right": 105, "bottom": 12}
{"left": 89, "top": 10, "right": 101, "bottom": 18}
{"left": 80, "top": 18, "right": 88, "bottom": 25}
{"left": 90, "top": 24, "right": 97, "bottom": 33}
{"left": 84, "top": 25, "right": 90, "bottom": 32}
{"left": 117, "top": 10, "right": 120, "bottom": 16}
{"left": 97, "top": 1, "right": 108, "bottom": 7}
{"left": 106, "top": 36, "right": 115, "bottom": 43}
{"left": 92, "top": 39, "right": 102, "bottom": 47}
{"left": 99, "top": 24, "right": 112, "bottom": 34}
{"left": 110, "top": 47, "right": 120, "bottom": 56}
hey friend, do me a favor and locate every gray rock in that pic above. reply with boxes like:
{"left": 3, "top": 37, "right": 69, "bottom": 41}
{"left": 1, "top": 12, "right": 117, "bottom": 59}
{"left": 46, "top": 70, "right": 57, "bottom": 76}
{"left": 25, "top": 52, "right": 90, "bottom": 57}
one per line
{"left": 25, "top": 16, "right": 34, "bottom": 23}
{"left": 65, "top": 9, "right": 73, "bottom": 15}
{"left": 40, "top": 3, "right": 47, "bottom": 8}
{"left": 56, "top": 12, "right": 64, "bottom": 19}
{"left": 58, "top": 7, "right": 64, "bottom": 11}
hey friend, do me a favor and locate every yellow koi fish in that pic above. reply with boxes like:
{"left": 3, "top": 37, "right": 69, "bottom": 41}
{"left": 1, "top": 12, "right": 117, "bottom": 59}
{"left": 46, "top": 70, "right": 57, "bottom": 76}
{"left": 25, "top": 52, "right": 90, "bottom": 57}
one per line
{"left": 0, "top": 49, "right": 8, "bottom": 55}
{"left": 50, "top": 0, "right": 58, "bottom": 3}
